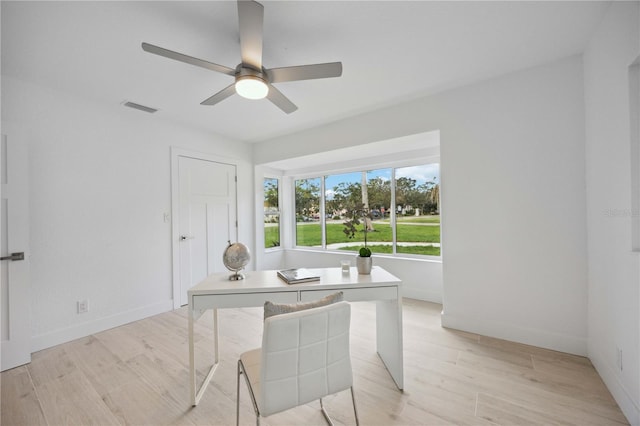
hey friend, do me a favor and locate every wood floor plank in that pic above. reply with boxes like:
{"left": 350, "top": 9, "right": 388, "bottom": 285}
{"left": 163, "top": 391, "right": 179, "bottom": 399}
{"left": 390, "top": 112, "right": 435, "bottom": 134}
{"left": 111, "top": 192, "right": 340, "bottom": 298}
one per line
{"left": 26, "top": 344, "right": 78, "bottom": 388}
{"left": 1, "top": 299, "right": 629, "bottom": 425}
{"left": 101, "top": 375, "right": 189, "bottom": 426}
{"left": 476, "top": 392, "right": 574, "bottom": 426}
{"left": 93, "top": 322, "right": 151, "bottom": 362}
{"left": 35, "top": 369, "right": 121, "bottom": 425}
{"left": 0, "top": 366, "right": 47, "bottom": 426}
{"left": 65, "top": 335, "right": 137, "bottom": 398}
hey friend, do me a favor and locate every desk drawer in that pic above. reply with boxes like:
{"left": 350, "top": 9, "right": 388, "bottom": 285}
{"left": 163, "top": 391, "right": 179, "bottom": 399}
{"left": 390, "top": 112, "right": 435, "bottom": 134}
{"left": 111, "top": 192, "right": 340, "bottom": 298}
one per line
{"left": 192, "top": 291, "right": 298, "bottom": 310}
{"left": 300, "top": 286, "right": 397, "bottom": 303}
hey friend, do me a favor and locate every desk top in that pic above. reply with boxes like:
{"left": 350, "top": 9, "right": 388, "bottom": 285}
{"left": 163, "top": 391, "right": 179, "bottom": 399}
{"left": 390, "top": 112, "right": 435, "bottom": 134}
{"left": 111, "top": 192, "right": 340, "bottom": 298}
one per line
{"left": 188, "top": 266, "right": 401, "bottom": 296}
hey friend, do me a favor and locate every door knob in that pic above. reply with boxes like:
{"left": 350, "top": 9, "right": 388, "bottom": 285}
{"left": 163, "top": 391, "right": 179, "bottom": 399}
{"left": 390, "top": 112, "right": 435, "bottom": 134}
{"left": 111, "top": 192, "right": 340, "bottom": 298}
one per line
{"left": 0, "top": 252, "right": 24, "bottom": 261}
{"left": 180, "top": 235, "right": 194, "bottom": 241}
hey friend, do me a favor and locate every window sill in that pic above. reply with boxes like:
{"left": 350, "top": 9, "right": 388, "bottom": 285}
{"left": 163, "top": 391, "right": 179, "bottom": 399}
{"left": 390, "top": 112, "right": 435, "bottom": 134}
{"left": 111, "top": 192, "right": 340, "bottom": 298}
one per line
{"left": 286, "top": 247, "right": 442, "bottom": 264}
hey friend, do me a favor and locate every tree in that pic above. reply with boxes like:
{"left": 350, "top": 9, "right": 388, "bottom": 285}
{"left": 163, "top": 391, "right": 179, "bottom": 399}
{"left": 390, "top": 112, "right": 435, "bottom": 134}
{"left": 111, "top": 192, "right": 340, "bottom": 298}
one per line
{"left": 395, "top": 176, "right": 416, "bottom": 213}
{"left": 263, "top": 179, "right": 278, "bottom": 208}
{"left": 427, "top": 183, "right": 440, "bottom": 212}
{"left": 360, "top": 172, "right": 374, "bottom": 231}
{"left": 295, "top": 178, "right": 320, "bottom": 219}
{"left": 366, "top": 177, "right": 391, "bottom": 213}
{"left": 325, "top": 182, "right": 361, "bottom": 212}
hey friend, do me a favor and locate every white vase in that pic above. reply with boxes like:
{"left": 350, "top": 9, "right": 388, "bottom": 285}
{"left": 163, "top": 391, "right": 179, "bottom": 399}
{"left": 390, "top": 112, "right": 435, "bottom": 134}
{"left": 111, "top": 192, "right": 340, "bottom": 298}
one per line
{"left": 356, "top": 256, "right": 372, "bottom": 274}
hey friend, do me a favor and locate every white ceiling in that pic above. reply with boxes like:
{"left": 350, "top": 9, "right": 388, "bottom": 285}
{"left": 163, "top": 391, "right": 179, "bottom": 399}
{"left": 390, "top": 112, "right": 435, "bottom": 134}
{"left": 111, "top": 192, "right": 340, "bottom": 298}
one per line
{"left": 2, "top": 1, "right": 609, "bottom": 143}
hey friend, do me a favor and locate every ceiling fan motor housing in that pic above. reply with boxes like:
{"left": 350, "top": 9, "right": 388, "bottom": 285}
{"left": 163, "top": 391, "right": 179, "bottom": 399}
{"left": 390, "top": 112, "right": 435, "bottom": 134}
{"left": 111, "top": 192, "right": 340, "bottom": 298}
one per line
{"left": 235, "top": 65, "right": 267, "bottom": 83}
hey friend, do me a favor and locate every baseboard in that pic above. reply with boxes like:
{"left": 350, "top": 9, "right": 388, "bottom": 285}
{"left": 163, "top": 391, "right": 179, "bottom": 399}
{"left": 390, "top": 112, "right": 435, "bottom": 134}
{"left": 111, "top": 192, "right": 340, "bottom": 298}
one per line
{"left": 440, "top": 311, "right": 587, "bottom": 356}
{"left": 590, "top": 346, "right": 640, "bottom": 425}
{"left": 403, "top": 287, "right": 442, "bottom": 304}
{"left": 31, "top": 300, "right": 174, "bottom": 353}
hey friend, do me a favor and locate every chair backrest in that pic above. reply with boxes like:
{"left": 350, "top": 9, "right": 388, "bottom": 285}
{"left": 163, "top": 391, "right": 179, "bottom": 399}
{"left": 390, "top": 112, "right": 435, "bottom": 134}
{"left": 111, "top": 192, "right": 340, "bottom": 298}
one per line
{"left": 259, "top": 301, "right": 352, "bottom": 417}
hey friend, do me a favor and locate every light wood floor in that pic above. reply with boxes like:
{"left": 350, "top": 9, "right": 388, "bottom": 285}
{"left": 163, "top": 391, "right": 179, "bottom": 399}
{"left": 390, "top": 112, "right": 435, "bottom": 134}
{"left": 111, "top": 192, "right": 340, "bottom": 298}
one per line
{"left": 1, "top": 299, "right": 628, "bottom": 426}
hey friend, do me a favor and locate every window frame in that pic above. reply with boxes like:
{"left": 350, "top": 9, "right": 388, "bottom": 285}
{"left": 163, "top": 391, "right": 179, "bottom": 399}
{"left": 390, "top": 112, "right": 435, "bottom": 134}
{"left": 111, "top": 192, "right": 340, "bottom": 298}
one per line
{"left": 263, "top": 176, "right": 282, "bottom": 252}
{"left": 290, "top": 156, "right": 441, "bottom": 259}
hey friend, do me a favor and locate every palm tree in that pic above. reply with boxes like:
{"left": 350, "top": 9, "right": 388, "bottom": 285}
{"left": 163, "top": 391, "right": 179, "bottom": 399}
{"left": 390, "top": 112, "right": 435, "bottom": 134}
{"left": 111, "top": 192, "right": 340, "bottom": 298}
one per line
{"left": 361, "top": 172, "right": 374, "bottom": 231}
{"left": 428, "top": 183, "right": 440, "bottom": 212}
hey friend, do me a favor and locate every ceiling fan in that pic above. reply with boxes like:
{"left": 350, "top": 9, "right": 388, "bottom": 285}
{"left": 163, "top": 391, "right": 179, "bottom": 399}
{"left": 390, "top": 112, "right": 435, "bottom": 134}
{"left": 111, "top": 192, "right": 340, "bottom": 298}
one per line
{"left": 142, "top": 0, "right": 342, "bottom": 114}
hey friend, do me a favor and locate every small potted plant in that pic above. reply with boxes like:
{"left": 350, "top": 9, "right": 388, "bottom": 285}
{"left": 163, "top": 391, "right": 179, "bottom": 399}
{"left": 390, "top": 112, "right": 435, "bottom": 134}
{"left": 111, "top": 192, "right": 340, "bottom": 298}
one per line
{"left": 357, "top": 246, "right": 372, "bottom": 274}
{"left": 343, "top": 204, "right": 373, "bottom": 274}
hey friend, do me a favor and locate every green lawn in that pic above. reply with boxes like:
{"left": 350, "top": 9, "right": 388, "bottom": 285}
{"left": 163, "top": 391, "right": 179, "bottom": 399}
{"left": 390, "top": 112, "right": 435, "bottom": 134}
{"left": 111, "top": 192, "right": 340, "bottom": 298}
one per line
{"left": 264, "top": 221, "right": 441, "bottom": 256}
{"left": 264, "top": 226, "right": 280, "bottom": 248}
{"left": 264, "top": 221, "right": 440, "bottom": 256}
{"left": 396, "top": 215, "right": 440, "bottom": 224}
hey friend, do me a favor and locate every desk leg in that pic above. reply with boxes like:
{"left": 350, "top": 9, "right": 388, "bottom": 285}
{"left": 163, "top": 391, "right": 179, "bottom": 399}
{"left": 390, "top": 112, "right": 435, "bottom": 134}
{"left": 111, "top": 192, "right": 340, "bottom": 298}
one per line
{"left": 190, "top": 308, "right": 220, "bottom": 406}
{"left": 189, "top": 305, "right": 196, "bottom": 405}
{"left": 376, "top": 298, "right": 404, "bottom": 390}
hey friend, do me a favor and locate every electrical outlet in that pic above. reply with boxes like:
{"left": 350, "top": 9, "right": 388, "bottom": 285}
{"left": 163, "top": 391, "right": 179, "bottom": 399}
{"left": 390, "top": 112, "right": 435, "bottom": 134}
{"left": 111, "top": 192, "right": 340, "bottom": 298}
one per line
{"left": 77, "top": 299, "right": 89, "bottom": 314}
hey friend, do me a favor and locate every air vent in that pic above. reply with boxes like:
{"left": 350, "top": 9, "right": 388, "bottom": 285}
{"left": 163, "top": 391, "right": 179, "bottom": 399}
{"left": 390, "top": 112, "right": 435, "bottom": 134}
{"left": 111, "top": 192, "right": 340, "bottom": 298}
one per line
{"left": 123, "top": 101, "right": 158, "bottom": 114}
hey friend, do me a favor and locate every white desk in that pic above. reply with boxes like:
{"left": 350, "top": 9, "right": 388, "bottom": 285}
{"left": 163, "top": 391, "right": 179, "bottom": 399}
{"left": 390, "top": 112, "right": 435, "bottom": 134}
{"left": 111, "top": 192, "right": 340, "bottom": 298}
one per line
{"left": 188, "top": 266, "right": 404, "bottom": 406}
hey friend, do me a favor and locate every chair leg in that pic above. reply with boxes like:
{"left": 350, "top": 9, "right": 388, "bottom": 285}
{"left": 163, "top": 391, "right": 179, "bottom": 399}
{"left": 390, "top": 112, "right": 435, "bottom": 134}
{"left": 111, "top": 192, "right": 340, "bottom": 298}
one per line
{"left": 319, "top": 387, "right": 359, "bottom": 426}
{"left": 350, "top": 387, "right": 360, "bottom": 426}
{"left": 236, "top": 361, "right": 241, "bottom": 426}
{"left": 238, "top": 359, "right": 261, "bottom": 426}
{"left": 319, "top": 397, "right": 335, "bottom": 426}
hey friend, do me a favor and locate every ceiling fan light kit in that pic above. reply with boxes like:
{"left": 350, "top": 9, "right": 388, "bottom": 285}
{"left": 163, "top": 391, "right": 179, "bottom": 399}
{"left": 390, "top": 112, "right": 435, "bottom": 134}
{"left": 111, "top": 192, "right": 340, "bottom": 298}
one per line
{"left": 235, "top": 73, "right": 269, "bottom": 100}
{"left": 141, "top": 0, "right": 342, "bottom": 114}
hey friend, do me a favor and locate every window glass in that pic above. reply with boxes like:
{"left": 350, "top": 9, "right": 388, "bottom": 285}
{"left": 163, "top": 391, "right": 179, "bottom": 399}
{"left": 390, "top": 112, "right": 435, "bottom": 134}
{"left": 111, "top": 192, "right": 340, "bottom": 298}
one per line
{"left": 290, "top": 162, "right": 440, "bottom": 258}
{"left": 263, "top": 178, "right": 280, "bottom": 248}
{"left": 294, "top": 177, "right": 321, "bottom": 247}
{"left": 365, "top": 169, "right": 392, "bottom": 254}
{"left": 325, "top": 172, "right": 362, "bottom": 252}
{"left": 395, "top": 164, "right": 440, "bottom": 256}
{"left": 325, "top": 169, "right": 391, "bottom": 254}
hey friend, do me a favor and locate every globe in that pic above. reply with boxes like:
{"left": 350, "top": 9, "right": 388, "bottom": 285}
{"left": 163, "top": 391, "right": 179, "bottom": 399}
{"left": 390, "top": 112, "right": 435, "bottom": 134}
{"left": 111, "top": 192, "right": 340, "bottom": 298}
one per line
{"left": 223, "top": 241, "right": 251, "bottom": 280}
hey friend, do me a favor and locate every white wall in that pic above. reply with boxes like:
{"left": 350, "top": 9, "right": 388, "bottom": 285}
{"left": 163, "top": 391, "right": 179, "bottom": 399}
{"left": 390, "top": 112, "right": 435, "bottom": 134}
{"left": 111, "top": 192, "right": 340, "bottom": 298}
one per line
{"left": 255, "top": 55, "right": 588, "bottom": 356}
{"left": 584, "top": 2, "right": 640, "bottom": 424}
{"left": 2, "top": 76, "right": 254, "bottom": 351}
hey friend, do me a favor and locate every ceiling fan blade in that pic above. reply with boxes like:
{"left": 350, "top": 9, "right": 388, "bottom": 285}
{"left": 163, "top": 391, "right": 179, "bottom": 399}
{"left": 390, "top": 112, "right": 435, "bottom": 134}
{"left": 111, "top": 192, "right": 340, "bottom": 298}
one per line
{"left": 142, "top": 42, "right": 235, "bottom": 76}
{"left": 237, "top": 0, "right": 264, "bottom": 70}
{"left": 200, "top": 83, "right": 237, "bottom": 106}
{"left": 266, "top": 84, "right": 298, "bottom": 114}
{"left": 267, "top": 62, "right": 343, "bottom": 83}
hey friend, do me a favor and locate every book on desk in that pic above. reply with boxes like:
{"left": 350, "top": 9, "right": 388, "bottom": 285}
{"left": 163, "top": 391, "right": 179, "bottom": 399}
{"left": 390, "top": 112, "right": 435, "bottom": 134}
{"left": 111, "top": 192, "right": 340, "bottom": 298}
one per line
{"left": 277, "top": 268, "right": 320, "bottom": 284}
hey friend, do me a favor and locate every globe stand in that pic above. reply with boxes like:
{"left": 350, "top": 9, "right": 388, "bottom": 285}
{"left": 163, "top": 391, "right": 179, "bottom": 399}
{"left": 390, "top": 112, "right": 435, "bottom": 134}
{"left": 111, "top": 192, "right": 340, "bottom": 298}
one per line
{"left": 229, "top": 270, "right": 245, "bottom": 281}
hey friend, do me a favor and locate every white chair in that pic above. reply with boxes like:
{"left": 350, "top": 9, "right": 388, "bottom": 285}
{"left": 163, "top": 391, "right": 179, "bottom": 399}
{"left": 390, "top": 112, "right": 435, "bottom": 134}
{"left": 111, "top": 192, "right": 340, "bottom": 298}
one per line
{"left": 236, "top": 301, "right": 359, "bottom": 425}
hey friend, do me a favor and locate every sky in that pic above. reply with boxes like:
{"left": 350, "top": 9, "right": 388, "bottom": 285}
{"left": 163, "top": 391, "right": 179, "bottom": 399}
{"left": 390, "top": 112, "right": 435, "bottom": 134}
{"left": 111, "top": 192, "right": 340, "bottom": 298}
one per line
{"left": 324, "top": 163, "right": 439, "bottom": 199}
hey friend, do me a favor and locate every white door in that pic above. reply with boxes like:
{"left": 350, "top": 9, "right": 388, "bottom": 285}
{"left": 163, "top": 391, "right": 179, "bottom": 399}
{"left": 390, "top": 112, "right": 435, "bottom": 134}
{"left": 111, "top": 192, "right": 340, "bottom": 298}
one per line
{"left": 177, "top": 156, "right": 237, "bottom": 306}
{"left": 1, "top": 126, "right": 31, "bottom": 371}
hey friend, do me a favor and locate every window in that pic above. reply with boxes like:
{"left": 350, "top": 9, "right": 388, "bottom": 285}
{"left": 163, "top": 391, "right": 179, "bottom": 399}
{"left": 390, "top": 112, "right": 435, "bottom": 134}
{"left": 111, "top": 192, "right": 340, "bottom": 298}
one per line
{"left": 325, "top": 172, "right": 363, "bottom": 250}
{"left": 294, "top": 177, "right": 321, "bottom": 247}
{"left": 325, "top": 169, "right": 391, "bottom": 254}
{"left": 293, "top": 162, "right": 441, "bottom": 257}
{"left": 395, "top": 164, "right": 440, "bottom": 256}
{"left": 263, "top": 178, "right": 280, "bottom": 248}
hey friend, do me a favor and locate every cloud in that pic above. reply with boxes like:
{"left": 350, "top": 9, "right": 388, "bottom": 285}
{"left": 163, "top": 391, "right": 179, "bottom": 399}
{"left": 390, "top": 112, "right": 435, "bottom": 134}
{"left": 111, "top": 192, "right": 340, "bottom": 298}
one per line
{"left": 395, "top": 164, "right": 440, "bottom": 184}
{"left": 325, "top": 188, "right": 336, "bottom": 200}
